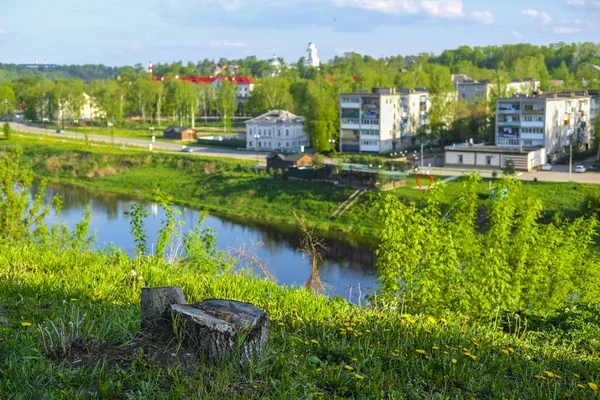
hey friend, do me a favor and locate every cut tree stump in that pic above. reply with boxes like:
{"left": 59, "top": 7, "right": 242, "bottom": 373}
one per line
{"left": 170, "top": 300, "right": 269, "bottom": 362}
{"left": 140, "top": 286, "right": 269, "bottom": 362}
{"left": 140, "top": 286, "right": 186, "bottom": 328}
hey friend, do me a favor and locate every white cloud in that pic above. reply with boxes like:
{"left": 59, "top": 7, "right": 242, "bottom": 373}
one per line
{"left": 565, "top": 0, "right": 600, "bottom": 8}
{"left": 553, "top": 26, "right": 582, "bottom": 34}
{"left": 0, "top": 29, "right": 7, "bottom": 35}
{"left": 209, "top": 40, "right": 245, "bottom": 48}
{"left": 522, "top": 9, "right": 552, "bottom": 24}
{"left": 331, "top": 0, "right": 464, "bottom": 17}
{"left": 469, "top": 10, "right": 494, "bottom": 25}
{"left": 512, "top": 30, "right": 524, "bottom": 39}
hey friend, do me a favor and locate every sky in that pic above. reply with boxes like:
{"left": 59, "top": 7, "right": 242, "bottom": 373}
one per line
{"left": 0, "top": 0, "right": 598, "bottom": 67}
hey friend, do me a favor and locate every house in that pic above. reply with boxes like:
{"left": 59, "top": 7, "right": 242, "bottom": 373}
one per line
{"left": 246, "top": 110, "right": 310, "bottom": 151}
{"left": 495, "top": 92, "right": 592, "bottom": 159}
{"left": 444, "top": 143, "right": 546, "bottom": 172}
{"left": 457, "top": 78, "right": 540, "bottom": 102}
{"left": 266, "top": 152, "right": 312, "bottom": 171}
{"left": 163, "top": 126, "right": 197, "bottom": 141}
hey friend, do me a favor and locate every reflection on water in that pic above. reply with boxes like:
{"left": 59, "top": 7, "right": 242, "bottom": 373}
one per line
{"left": 34, "top": 182, "right": 379, "bottom": 303}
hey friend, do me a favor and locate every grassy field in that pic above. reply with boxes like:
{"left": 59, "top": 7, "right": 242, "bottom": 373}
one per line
{"left": 2, "top": 134, "right": 600, "bottom": 247}
{"left": 1, "top": 242, "right": 600, "bottom": 398}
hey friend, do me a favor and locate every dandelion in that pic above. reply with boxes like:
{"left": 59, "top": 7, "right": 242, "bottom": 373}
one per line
{"left": 21, "top": 322, "right": 32, "bottom": 327}
{"left": 534, "top": 375, "right": 546, "bottom": 380}
{"left": 415, "top": 349, "right": 426, "bottom": 355}
{"left": 278, "top": 322, "right": 285, "bottom": 326}
{"left": 444, "top": 351, "right": 449, "bottom": 355}
{"left": 365, "top": 329, "right": 372, "bottom": 334}
{"left": 451, "top": 359, "right": 457, "bottom": 364}
{"left": 468, "top": 355, "right": 477, "bottom": 360}
{"left": 427, "top": 316, "right": 436, "bottom": 324}
{"left": 253, "top": 385, "right": 258, "bottom": 389}
{"left": 508, "top": 347, "right": 514, "bottom": 353}
{"left": 315, "top": 392, "right": 324, "bottom": 396}
{"left": 544, "top": 371, "right": 557, "bottom": 378}
{"left": 589, "top": 382, "right": 598, "bottom": 391}
{"left": 351, "top": 357, "right": 358, "bottom": 361}
{"left": 316, "top": 368, "right": 322, "bottom": 372}
{"left": 573, "top": 373, "right": 580, "bottom": 378}
{"left": 93, "top": 291, "right": 101, "bottom": 297}
{"left": 577, "top": 384, "right": 585, "bottom": 389}
{"left": 354, "top": 374, "right": 364, "bottom": 380}
{"left": 70, "top": 298, "right": 77, "bottom": 302}
{"left": 347, "top": 327, "right": 353, "bottom": 332}
{"left": 357, "top": 332, "right": 363, "bottom": 336}
{"left": 293, "top": 354, "right": 298, "bottom": 358}
{"left": 501, "top": 349, "right": 509, "bottom": 355}
{"left": 432, "top": 346, "right": 439, "bottom": 350}
{"left": 344, "top": 365, "right": 354, "bottom": 371}
{"left": 440, "top": 318, "right": 448, "bottom": 325}
{"left": 310, "top": 339, "right": 319, "bottom": 345}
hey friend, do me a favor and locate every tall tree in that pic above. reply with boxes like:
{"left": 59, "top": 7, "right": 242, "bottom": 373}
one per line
{"left": 217, "top": 80, "right": 237, "bottom": 133}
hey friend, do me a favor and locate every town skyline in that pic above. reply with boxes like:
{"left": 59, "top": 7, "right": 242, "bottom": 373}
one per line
{"left": 0, "top": 0, "right": 598, "bottom": 67}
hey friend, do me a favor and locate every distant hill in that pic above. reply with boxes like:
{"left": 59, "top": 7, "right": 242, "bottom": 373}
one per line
{"left": 0, "top": 64, "right": 123, "bottom": 83}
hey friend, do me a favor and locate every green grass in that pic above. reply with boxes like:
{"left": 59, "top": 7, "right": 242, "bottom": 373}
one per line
{"left": 1, "top": 242, "right": 600, "bottom": 398}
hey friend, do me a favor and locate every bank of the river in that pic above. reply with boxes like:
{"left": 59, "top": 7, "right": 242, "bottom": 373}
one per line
{"left": 4, "top": 134, "right": 600, "bottom": 249}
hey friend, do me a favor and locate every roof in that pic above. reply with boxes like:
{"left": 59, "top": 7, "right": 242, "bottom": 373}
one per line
{"left": 164, "top": 126, "right": 194, "bottom": 134}
{"left": 266, "top": 152, "right": 311, "bottom": 162}
{"left": 246, "top": 110, "right": 304, "bottom": 124}
{"left": 445, "top": 144, "right": 543, "bottom": 154}
{"left": 154, "top": 76, "right": 254, "bottom": 84}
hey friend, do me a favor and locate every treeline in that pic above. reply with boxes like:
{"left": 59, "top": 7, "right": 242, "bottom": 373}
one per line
{"left": 1, "top": 42, "right": 599, "bottom": 151}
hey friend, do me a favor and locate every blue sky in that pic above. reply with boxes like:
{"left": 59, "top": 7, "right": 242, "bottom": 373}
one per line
{"left": 0, "top": 0, "right": 598, "bottom": 67}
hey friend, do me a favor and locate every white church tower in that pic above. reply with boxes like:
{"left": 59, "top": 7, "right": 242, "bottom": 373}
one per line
{"left": 304, "top": 42, "right": 320, "bottom": 68}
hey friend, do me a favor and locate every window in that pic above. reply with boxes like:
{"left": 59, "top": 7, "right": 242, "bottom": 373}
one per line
{"left": 286, "top": 142, "right": 289, "bottom": 147}
{"left": 258, "top": 129, "right": 261, "bottom": 135}
{"left": 286, "top": 129, "right": 289, "bottom": 136}
{"left": 485, "top": 156, "right": 492, "bottom": 166}
{"left": 523, "top": 140, "right": 533, "bottom": 146}
{"left": 278, "top": 130, "right": 281, "bottom": 136}
{"left": 458, "top": 155, "right": 464, "bottom": 164}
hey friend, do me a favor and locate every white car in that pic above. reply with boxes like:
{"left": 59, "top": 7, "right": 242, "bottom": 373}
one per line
{"left": 540, "top": 164, "right": 552, "bottom": 171}
{"left": 181, "top": 146, "right": 194, "bottom": 153}
{"left": 574, "top": 165, "right": 586, "bottom": 173}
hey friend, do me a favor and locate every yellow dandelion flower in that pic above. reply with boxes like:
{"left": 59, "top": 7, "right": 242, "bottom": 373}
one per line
{"left": 344, "top": 365, "right": 354, "bottom": 371}
{"left": 444, "top": 351, "right": 449, "bottom": 355}
{"left": 432, "top": 346, "right": 439, "bottom": 350}
{"left": 577, "top": 384, "right": 585, "bottom": 389}
{"left": 357, "top": 332, "right": 363, "bottom": 336}
{"left": 304, "top": 341, "right": 309, "bottom": 345}
{"left": 469, "top": 355, "right": 477, "bottom": 360}
{"left": 402, "top": 313, "right": 411, "bottom": 319}
{"left": 440, "top": 318, "right": 448, "bottom": 325}
{"left": 93, "top": 291, "right": 101, "bottom": 297}
{"left": 310, "top": 339, "right": 319, "bottom": 345}
{"left": 21, "top": 322, "right": 32, "bottom": 327}
{"left": 293, "top": 354, "right": 298, "bottom": 358}
{"left": 415, "top": 349, "right": 426, "bottom": 355}
{"left": 315, "top": 392, "right": 324, "bottom": 396}
{"left": 316, "top": 368, "right": 322, "bottom": 372}
{"left": 574, "top": 373, "right": 580, "bottom": 378}
{"left": 463, "top": 352, "right": 471, "bottom": 356}
{"left": 365, "top": 329, "right": 371, "bottom": 334}
{"left": 278, "top": 322, "right": 285, "bottom": 326}
{"left": 70, "top": 298, "right": 77, "bottom": 302}
{"left": 473, "top": 342, "right": 480, "bottom": 348}
{"left": 427, "top": 316, "right": 436, "bottom": 324}
{"left": 544, "top": 371, "right": 556, "bottom": 378}
{"left": 589, "top": 382, "right": 598, "bottom": 391}
{"left": 352, "top": 357, "right": 358, "bottom": 361}
{"left": 344, "top": 322, "right": 350, "bottom": 327}
{"left": 347, "top": 327, "right": 353, "bottom": 332}
{"left": 462, "top": 348, "right": 470, "bottom": 352}
{"left": 354, "top": 374, "right": 364, "bottom": 380}
{"left": 508, "top": 347, "right": 515, "bottom": 353}
{"left": 501, "top": 349, "right": 509, "bottom": 355}
{"left": 534, "top": 375, "right": 546, "bottom": 380}
{"left": 451, "top": 359, "right": 457, "bottom": 364}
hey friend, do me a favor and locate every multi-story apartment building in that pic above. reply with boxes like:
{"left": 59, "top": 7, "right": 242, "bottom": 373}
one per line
{"left": 339, "top": 88, "right": 431, "bottom": 153}
{"left": 495, "top": 93, "right": 592, "bottom": 158}
{"left": 245, "top": 110, "right": 310, "bottom": 151}
{"left": 458, "top": 78, "right": 540, "bottom": 102}
{"left": 399, "top": 88, "right": 431, "bottom": 146}
{"left": 339, "top": 88, "right": 400, "bottom": 153}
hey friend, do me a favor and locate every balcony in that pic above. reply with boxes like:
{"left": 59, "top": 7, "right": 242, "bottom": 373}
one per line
{"left": 498, "top": 120, "right": 520, "bottom": 126}
{"left": 521, "top": 132, "right": 545, "bottom": 140}
{"left": 521, "top": 121, "right": 544, "bottom": 128}
{"left": 497, "top": 137, "right": 520, "bottom": 146}
{"left": 341, "top": 118, "right": 360, "bottom": 129}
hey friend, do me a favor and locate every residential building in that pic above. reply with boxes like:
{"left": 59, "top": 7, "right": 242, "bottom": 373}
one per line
{"left": 246, "top": 110, "right": 310, "bottom": 151}
{"left": 451, "top": 74, "right": 473, "bottom": 90}
{"left": 340, "top": 88, "right": 400, "bottom": 153}
{"left": 495, "top": 92, "right": 592, "bottom": 159}
{"left": 445, "top": 143, "right": 546, "bottom": 171}
{"left": 163, "top": 126, "right": 197, "bottom": 141}
{"left": 398, "top": 88, "right": 431, "bottom": 147}
{"left": 155, "top": 76, "right": 254, "bottom": 102}
{"left": 457, "top": 78, "right": 539, "bottom": 102}
{"left": 266, "top": 152, "right": 313, "bottom": 171}
{"left": 57, "top": 93, "right": 102, "bottom": 122}
{"left": 304, "top": 42, "right": 320, "bottom": 68}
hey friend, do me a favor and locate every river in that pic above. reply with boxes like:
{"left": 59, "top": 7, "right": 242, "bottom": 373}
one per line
{"left": 38, "top": 183, "right": 379, "bottom": 303}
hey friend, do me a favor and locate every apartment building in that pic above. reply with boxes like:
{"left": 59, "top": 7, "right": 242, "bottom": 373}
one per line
{"left": 339, "top": 88, "right": 400, "bottom": 153}
{"left": 339, "top": 88, "right": 431, "bottom": 153}
{"left": 458, "top": 78, "right": 539, "bottom": 102}
{"left": 399, "top": 88, "right": 431, "bottom": 146}
{"left": 246, "top": 110, "right": 310, "bottom": 151}
{"left": 495, "top": 93, "right": 592, "bottom": 158}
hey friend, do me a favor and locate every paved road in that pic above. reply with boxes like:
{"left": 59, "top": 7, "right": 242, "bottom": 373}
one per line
{"left": 9, "top": 122, "right": 267, "bottom": 162}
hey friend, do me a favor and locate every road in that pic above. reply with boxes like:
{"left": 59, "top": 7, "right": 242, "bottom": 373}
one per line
{"left": 8, "top": 122, "right": 267, "bottom": 162}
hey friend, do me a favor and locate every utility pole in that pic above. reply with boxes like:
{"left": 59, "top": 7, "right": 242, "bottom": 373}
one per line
{"left": 569, "top": 139, "right": 573, "bottom": 182}
{"left": 420, "top": 143, "right": 424, "bottom": 168}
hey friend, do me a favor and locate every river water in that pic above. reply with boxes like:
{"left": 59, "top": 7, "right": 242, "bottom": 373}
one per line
{"left": 39, "top": 183, "right": 379, "bottom": 303}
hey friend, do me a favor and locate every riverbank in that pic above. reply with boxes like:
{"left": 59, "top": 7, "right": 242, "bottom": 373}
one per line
{"left": 3, "top": 134, "right": 600, "bottom": 248}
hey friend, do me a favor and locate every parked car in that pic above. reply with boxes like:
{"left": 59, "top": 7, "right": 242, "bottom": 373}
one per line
{"left": 56, "top": 129, "right": 62, "bottom": 133}
{"left": 181, "top": 146, "right": 194, "bottom": 153}
{"left": 574, "top": 165, "right": 586, "bottom": 173}
{"left": 540, "top": 164, "right": 552, "bottom": 171}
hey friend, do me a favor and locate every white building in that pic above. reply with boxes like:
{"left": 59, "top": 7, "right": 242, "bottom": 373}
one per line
{"left": 304, "top": 42, "right": 320, "bottom": 68}
{"left": 268, "top": 55, "right": 281, "bottom": 77}
{"left": 445, "top": 143, "right": 546, "bottom": 172}
{"left": 340, "top": 88, "right": 401, "bottom": 153}
{"left": 399, "top": 88, "right": 431, "bottom": 147}
{"left": 495, "top": 92, "right": 592, "bottom": 160}
{"left": 57, "top": 92, "right": 103, "bottom": 122}
{"left": 246, "top": 110, "right": 310, "bottom": 151}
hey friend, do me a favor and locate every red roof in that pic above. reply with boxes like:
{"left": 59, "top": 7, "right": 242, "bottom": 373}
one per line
{"left": 154, "top": 76, "right": 254, "bottom": 84}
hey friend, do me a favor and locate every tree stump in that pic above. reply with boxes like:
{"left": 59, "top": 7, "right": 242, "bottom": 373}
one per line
{"left": 170, "top": 299, "right": 269, "bottom": 362}
{"left": 140, "top": 286, "right": 186, "bottom": 328}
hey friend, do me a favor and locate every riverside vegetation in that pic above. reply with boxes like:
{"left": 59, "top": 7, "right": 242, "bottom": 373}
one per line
{"left": 2, "top": 147, "right": 600, "bottom": 398}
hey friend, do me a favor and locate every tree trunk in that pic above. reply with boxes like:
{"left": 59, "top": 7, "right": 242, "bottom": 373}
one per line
{"left": 140, "top": 286, "right": 186, "bottom": 328}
